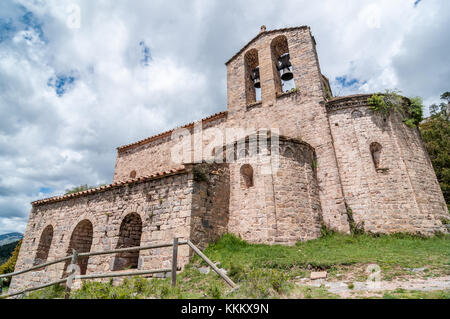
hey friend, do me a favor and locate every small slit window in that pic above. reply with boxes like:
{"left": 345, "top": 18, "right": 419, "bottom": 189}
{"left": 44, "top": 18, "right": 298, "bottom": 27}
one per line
{"left": 240, "top": 164, "right": 254, "bottom": 188}
{"left": 130, "top": 170, "right": 137, "bottom": 179}
{"left": 370, "top": 142, "right": 382, "bottom": 170}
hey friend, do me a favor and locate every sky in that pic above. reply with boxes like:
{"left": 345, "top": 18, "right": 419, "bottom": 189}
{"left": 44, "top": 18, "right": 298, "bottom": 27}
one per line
{"left": 0, "top": 0, "right": 449, "bottom": 235}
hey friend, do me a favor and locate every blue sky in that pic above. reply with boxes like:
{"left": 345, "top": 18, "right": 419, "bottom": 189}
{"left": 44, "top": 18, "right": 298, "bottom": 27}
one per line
{"left": 0, "top": 0, "right": 449, "bottom": 235}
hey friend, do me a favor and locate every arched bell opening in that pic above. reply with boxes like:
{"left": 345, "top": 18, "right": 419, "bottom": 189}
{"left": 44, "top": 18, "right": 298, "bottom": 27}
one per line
{"left": 271, "top": 35, "right": 295, "bottom": 94}
{"left": 244, "top": 49, "right": 261, "bottom": 104}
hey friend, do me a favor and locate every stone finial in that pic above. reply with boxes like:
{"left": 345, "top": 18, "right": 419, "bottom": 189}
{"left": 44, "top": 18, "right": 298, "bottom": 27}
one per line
{"left": 260, "top": 25, "right": 267, "bottom": 33}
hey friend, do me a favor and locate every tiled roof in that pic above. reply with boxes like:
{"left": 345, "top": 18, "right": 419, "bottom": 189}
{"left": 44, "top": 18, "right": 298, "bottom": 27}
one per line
{"left": 117, "top": 111, "right": 228, "bottom": 153}
{"left": 31, "top": 166, "right": 188, "bottom": 206}
{"left": 225, "top": 26, "right": 309, "bottom": 65}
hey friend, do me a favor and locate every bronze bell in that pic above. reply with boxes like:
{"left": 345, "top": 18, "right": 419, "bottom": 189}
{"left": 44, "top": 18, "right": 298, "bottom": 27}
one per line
{"left": 251, "top": 66, "right": 261, "bottom": 89}
{"left": 278, "top": 53, "right": 293, "bottom": 81}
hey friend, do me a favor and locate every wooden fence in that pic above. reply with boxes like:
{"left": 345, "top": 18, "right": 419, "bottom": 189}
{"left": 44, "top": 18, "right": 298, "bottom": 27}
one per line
{"left": 0, "top": 238, "right": 236, "bottom": 299}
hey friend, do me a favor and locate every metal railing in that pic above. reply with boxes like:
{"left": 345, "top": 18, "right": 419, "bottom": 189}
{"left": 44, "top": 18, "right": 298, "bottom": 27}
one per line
{"left": 0, "top": 238, "right": 236, "bottom": 299}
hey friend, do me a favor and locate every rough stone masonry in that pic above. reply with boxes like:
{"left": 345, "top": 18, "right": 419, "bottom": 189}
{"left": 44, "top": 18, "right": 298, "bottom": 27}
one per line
{"left": 10, "top": 25, "right": 448, "bottom": 292}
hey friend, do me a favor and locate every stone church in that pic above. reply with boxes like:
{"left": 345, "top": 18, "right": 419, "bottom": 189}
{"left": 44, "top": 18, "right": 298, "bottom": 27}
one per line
{"left": 11, "top": 26, "right": 448, "bottom": 290}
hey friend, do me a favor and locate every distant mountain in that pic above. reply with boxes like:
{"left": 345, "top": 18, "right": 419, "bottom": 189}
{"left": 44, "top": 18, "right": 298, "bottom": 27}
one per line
{"left": 0, "top": 233, "right": 23, "bottom": 246}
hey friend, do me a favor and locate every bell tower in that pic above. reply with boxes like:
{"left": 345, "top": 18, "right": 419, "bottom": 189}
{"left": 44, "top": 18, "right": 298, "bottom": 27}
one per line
{"left": 224, "top": 26, "right": 348, "bottom": 234}
{"left": 225, "top": 25, "right": 332, "bottom": 112}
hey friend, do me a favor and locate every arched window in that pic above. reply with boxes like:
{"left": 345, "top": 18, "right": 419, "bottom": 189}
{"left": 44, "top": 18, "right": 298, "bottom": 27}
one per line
{"left": 113, "top": 213, "right": 143, "bottom": 271}
{"left": 130, "top": 170, "right": 137, "bottom": 179}
{"left": 34, "top": 225, "right": 53, "bottom": 266}
{"left": 370, "top": 142, "right": 382, "bottom": 170}
{"left": 283, "top": 146, "right": 295, "bottom": 158}
{"left": 240, "top": 164, "right": 254, "bottom": 188}
{"left": 64, "top": 220, "right": 93, "bottom": 276}
{"left": 244, "top": 49, "right": 260, "bottom": 104}
{"left": 351, "top": 110, "right": 363, "bottom": 119}
{"left": 271, "top": 35, "right": 295, "bottom": 94}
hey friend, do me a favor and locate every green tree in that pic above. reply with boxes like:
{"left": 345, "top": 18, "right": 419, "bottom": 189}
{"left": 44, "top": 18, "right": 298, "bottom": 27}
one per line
{"left": 65, "top": 184, "right": 107, "bottom": 195}
{"left": 0, "top": 240, "right": 22, "bottom": 286}
{"left": 420, "top": 92, "right": 450, "bottom": 207}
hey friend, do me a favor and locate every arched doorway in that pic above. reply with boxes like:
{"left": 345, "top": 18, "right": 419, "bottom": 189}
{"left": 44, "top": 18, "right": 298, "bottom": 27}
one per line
{"left": 64, "top": 219, "right": 93, "bottom": 276}
{"left": 34, "top": 225, "right": 54, "bottom": 266}
{"left": 113, "top": 213, "right": 143, "bottom": 271}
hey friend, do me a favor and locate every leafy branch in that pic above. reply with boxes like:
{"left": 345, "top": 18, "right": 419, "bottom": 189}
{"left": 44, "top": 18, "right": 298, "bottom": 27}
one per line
{"left": 367, "top": 89, "right": 424, "bottom": 128}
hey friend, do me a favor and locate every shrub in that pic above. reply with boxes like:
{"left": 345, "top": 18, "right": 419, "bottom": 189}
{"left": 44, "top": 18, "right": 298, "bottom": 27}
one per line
{"left": 367, "top": 90, "right": 423, "bottom": 128}
{"left": 25, "top": 283, "right": 65, "bottom": 299}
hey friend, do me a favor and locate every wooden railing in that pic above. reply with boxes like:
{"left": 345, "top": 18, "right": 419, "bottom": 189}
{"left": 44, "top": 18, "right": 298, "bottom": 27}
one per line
{"left": 0, "top": 238, "right": 236, "bottom": 299}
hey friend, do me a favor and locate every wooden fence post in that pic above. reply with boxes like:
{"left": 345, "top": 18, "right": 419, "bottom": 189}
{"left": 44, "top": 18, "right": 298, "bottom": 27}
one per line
{"left": 187, "top": 240, "right": 237, "bottom": 288}
{"left": 64, "top": 249, "right": 78, "bottom": 299}
{"left": 171, "top": 238, "right": 179, "bottom": 287}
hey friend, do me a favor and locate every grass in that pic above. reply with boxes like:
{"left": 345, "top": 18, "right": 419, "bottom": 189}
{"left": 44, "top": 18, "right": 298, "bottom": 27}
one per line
{"left": 1, "top": 286, "right": 8, "bottom": 296}
{"left": 21, "top": 232, "right": 450, "bottom": 299}
{"left": 289, "top": 286, "right": 339, "bottom": 299}
{"left": 382, "top": 288, "right": 450, "bottom": 299}
{"left": 201, "top": 232, "right": 450, "bottom": 280}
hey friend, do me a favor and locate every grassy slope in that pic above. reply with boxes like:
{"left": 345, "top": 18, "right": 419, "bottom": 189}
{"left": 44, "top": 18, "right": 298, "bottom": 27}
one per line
{"left": 202, "top": 232, "right": 450, "bottom": 281}
{"left": 24, "top": 233, "right": 450, "bottom": 299}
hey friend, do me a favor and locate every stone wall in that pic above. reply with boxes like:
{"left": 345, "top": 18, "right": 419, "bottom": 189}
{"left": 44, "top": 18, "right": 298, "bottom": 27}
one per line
{"left": 111, "top": 27, "right": 349, "bottom": 233}
{"left": 224, "top": 27, "right": 349, "bottom": 233}
{"left": 12, "top": 25, "right": 449, "bottom": 294}
{"left": 327, "top": 95, "right": 448, "bottom": 235}
{"left": 10, "top": 170, "right": 195, "bottom": 292}
{"left": 272, "top": 139, "right": 323, "bottom": 243}
{"left": 113, "top": 114, "right": 227, "bottom": 182}
{"left": 228, "top": 137, "right": 323, "bottom": 245}
{"left": 190, "top": 163, "right": 231, "bottom": 249}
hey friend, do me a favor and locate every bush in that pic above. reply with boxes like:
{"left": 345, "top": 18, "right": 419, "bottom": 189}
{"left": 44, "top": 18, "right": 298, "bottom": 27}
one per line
{"left": 367, "top": 90, "right": 423, "bottom": 128}
{"left": 25, "top": 283, "right": 65, "bottom": 299}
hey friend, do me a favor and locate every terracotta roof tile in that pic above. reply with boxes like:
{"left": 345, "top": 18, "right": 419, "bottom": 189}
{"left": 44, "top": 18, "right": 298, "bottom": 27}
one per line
{"left": 31, "top": 166, "right": 188, "bottom": 207}
{"left": 117, "top": 111, "right": 227, "bottom": 153}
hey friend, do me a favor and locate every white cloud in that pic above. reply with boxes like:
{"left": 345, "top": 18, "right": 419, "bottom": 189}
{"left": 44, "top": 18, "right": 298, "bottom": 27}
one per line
{"left": 358, "top": 3, "right": 382, "bottom": 29}
{"left": 0, "top": 0, "right": 448, "bottom": 234}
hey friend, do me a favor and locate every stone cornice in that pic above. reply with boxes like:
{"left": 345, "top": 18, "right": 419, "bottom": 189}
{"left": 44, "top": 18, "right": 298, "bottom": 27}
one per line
{"left": 326, "top": 94, "right": 373, "bottom": 111}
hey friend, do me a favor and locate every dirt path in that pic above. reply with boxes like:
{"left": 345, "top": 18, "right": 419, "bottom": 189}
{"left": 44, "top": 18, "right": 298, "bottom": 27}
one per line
{"left": 297, "top": 276, "right": 450, "bottom": 298}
